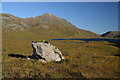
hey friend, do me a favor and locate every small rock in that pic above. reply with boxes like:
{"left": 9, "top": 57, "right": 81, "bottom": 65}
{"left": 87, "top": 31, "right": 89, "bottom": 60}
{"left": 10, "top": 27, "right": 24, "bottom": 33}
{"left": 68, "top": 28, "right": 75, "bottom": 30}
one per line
{"left": 27, "top": 58, "right": 30, "bottom": 60}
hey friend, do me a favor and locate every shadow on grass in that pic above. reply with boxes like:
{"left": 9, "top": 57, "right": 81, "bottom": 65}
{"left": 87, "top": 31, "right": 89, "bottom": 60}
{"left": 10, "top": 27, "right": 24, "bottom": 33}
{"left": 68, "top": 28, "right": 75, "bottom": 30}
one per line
{"left": 108, "top": 42, "right": 120, "bottom": 57}
{"left": 8, "top": 54, "right": 33, "bottom": 59}
{"left": 114, "top": 54, "right": 120, "bottom": 57}
{"left": 109, "top": 43, "right": 120, "bottom": 48}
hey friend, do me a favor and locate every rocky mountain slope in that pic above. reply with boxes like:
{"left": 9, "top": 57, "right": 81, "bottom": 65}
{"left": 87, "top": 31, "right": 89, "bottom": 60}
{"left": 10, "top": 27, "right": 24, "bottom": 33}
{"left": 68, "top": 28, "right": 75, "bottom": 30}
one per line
{"left": 2, "top": 13, "right": 100, "bottom": 39}
{"left": 101, "top": 31, "right": 120, "bottom": 38}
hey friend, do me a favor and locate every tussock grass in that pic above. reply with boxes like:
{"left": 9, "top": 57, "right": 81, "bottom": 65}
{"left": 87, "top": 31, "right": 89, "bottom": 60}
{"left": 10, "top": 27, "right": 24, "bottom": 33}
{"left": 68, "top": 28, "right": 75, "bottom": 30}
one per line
{"left": 2, "top": 31, "right": 119, "bottom": 78}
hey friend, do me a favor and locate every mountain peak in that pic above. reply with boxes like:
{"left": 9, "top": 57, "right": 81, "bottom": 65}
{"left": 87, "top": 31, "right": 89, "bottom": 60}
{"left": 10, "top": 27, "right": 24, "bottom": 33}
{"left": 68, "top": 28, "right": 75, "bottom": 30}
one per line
{"left": 42, "top": 13, "right": 56, "bottom": 17}
{"left": 2, "top": 13, "right": 100, "bottom": 38}
{"left": 43, "top": 13, "right": 54, "bottom": 15}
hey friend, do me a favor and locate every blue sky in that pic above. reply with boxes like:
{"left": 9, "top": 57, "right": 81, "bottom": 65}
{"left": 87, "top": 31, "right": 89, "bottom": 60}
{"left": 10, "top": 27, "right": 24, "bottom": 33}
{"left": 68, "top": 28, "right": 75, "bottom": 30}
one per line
{"left": 2, "top": 2, "right": 118, "bottom": 34}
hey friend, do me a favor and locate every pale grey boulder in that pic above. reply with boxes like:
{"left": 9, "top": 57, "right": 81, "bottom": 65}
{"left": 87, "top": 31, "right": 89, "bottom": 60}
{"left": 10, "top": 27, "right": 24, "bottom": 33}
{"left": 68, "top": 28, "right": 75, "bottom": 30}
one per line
{"left": 32, "top": 41, "right": 65, "bottom": 62}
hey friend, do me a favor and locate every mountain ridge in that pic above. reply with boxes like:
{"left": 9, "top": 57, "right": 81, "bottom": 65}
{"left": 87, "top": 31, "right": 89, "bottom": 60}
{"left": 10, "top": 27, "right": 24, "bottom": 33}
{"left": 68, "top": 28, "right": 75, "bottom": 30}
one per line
{"left": 2, "top": 13, "right": 101, "bottom": 39}
{"left": 101, "top": 31, "right": 120, "bottom": 38}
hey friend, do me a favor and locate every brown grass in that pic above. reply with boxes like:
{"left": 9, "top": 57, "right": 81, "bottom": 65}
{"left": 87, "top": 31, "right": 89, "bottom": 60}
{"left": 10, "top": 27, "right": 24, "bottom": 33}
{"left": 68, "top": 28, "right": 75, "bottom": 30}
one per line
{"left": 2, "top": 30, "right": 119, "bottom": 78}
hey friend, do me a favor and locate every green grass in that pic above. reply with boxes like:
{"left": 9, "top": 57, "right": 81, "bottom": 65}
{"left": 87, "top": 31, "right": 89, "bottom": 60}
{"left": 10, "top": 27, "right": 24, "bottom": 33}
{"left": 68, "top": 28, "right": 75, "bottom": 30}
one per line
{"left": 2, "top": 30, "right": 119, "bottom": 78}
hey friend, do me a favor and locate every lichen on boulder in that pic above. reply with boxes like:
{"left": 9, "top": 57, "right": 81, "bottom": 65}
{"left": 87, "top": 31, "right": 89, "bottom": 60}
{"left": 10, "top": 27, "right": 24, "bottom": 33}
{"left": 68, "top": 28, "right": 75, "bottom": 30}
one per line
{"left": 32, "top": 40, "right": 65, "bottom": 62}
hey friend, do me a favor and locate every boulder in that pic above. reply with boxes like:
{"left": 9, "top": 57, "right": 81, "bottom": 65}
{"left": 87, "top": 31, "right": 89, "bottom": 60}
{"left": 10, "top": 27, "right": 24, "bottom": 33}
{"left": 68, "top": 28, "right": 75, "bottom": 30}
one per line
{"left": 32, "top": 41, "right": 65, "bottom": 62}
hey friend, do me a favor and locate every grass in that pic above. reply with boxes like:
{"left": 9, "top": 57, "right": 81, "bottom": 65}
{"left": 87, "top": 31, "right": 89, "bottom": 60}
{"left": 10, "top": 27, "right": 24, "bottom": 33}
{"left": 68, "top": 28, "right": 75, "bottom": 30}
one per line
{"left": 2, "top": 30, "right": 120, "bottom": 78}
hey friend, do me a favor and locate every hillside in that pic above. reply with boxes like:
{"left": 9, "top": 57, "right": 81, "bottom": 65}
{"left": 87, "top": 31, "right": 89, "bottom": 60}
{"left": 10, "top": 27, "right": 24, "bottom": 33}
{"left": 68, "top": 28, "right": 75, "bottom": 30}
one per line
{"left": 2, "top": 13, "right": 100, "bottom": 40}
{"left": 101, "top": 31, "right": 120, "bottom": 38}
{"left": 2, "top": 13, "right": 119, "bottom": 78}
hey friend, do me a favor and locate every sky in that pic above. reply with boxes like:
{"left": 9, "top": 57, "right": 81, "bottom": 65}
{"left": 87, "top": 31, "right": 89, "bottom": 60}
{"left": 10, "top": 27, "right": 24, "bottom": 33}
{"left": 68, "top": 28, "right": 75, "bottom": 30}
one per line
{"left": 1, "top": 0, "right": 120, "bottom": 2}
{"left": 2, "top": 2, "right": 118, "bottom": 34}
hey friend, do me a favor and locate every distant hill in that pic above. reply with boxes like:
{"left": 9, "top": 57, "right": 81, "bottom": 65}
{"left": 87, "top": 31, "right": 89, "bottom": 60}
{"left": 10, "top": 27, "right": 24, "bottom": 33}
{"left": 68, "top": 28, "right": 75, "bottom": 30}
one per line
{"left": 101, "top": 31, "right": 120, "bottom": 38}
{"left": 2, "top": 13, "right": 101, "bottom": 39}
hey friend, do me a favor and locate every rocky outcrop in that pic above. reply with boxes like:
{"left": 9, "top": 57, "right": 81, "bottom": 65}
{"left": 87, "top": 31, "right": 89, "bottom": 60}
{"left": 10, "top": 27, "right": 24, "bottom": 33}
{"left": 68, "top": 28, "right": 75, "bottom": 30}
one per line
{"left": 32, "top": 41, "right": 65, "bottom": 62}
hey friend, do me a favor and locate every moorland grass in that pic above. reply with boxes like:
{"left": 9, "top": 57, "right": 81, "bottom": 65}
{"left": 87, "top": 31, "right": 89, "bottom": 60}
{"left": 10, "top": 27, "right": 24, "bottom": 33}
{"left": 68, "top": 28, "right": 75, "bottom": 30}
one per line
{"left": 2, "top": 31, "right": 119, "bottom": 78}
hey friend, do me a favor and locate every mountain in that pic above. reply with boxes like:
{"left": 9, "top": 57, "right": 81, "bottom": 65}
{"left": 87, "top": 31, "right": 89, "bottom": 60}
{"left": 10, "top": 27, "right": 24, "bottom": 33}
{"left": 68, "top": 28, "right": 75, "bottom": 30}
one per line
{"left": 101, "top": 31, "right": 120, "bottom": 38}
{"left": 2, "top": 13, "right": 100, "bottom": 40}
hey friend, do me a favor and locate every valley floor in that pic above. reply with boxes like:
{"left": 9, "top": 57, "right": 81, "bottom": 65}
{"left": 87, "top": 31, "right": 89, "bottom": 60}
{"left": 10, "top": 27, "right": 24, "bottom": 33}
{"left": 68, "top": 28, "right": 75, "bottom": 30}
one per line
{"left": 2, "top": 39, "right": 120, "bottom": 78}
